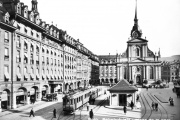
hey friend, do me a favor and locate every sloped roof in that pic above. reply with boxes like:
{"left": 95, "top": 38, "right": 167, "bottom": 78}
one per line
{"left": 108, "top": 79, "right": 138, "bottom": 93}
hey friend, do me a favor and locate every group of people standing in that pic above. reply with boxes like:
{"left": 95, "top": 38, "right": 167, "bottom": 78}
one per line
{"left": 151, "top": 101, "right": 158, "bottom": 111}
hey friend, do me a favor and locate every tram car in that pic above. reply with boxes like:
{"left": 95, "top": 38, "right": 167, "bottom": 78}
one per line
{"left": 63, "top": 86, "right": 103, "bottom": 114}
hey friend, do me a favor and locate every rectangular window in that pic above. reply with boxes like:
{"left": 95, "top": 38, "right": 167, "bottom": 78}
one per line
{"left": 17, "top": 36, "right": 21, "bottom": 48}
{"left": 36, "top": 55, "right": 39, "bottom": 65}
{"left": 16, "top": 50, "right": 21, "bottom": 62}
{"left": 4, "top": 65, "right": 9, "bottom": 81}
{"left": 4, "top": 31, "right": 9, "bottom": 43}
{"left": 4, "top": 47, "right": 9, "bottom": 61}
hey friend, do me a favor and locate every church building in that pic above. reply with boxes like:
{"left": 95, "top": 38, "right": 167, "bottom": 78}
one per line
{"left": 99, "top": 1, "right": 161, "bottom": 85}
{"left": 116, "top": 1, "right": 161, "bottom": 85}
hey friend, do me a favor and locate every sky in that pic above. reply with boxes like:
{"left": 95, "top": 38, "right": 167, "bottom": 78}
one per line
{"left": 20, "top": 0, "right": 180, "bottom": 57}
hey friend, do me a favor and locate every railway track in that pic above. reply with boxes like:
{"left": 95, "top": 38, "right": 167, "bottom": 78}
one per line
{"left": 140, "top": 92, "right": 153, "bottom": 119}
{"left": 140, "top": 92, "right": 169, "bottom": 119}
{"left": 148, "top": 92, "right": 169, "bottom": 119}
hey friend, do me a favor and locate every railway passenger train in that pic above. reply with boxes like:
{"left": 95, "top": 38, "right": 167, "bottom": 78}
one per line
{"left": 63, "top": 86, "right": 103, "bottom": 114}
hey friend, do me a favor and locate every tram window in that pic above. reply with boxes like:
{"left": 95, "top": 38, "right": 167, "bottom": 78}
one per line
{"left": 71, "top": 99, "right": 73, "bottom": 104}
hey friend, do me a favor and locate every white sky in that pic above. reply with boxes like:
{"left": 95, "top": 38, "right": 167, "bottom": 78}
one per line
{"left": 20, "top": 0, "right": 180, "bottom": 57}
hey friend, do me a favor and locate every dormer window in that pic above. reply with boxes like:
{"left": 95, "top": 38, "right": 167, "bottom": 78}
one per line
{"left": 57, "top": 32, "right": 59, "bottom": 38}
{"left": 50, "top": 29, "right": 52, "bottom": 35}
{"left": 24, "top": 10, "right": 27, "bottom": 18}
{"left": 30, "top": 14, "right": 34, "bottom": 22}
{"left": 17, "top": 4, "right": 21, "bottom": 14}
{"left": 5, "top": 14, "right": 9, "bottom": 23}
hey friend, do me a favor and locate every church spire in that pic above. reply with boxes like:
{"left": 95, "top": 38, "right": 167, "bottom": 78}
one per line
{"left": 130, "top": 0, "right": 142, "bottom": 38}
{"left": 134, "top": 0, "right": 138, "bottom": 25}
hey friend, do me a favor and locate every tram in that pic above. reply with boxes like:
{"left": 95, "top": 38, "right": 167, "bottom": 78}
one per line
{"left": 63, "top": 86, "right": 103, "bottom": 114}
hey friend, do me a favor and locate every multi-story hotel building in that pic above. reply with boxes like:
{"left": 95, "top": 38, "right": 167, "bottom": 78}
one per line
{"left": 99, "top": 55, "right": 117, "bottom": 85}
{"left": 0, "top": 0, "right": 99, "bottom": 111}
{"left": 161, "top": 61, "right": 170, "bottom": 82}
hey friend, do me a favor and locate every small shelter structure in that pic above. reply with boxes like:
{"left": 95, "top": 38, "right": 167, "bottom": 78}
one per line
{"left": 108, "top": 79, "right": 138, "bottom": 106}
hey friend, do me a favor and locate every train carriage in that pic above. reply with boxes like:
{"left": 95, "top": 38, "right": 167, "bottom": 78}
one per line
{"left": 63, "top": 86, "right": 103, "bottom": 114}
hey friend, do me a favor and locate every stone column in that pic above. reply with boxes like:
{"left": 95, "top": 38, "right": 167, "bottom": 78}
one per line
{"left": 110, "top": 93, "right": 112, "bottom": 106}
{"left": 159, "top": 66, "right": 161, "bottom": 79}
{"left": 12, "top": 92, "right": 17, "bottom": 109}
{"left": 129, "top": 66, "right": 131, "bottom": 81}
{"left": 117, "top": 67, "right": 120, "bottom": 80}
{"left": 156, "top": 66, "right": 158, "bottom": 80}
{"left": 143, "top": 66, "right": 145, "bottom": 80}
{"left": 27, "top": 94, "right": 30, "bottom": 105}
{"left": 145, "top": 66, "right": 147, "bottom": 80}
{"left": 146, "top": 66, "right": 148, "bottom": 80}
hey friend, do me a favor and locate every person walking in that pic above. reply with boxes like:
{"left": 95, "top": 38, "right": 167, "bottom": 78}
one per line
{"left": 130, "top": 101, "right": 134, "bottom": 110}
{"left": 152, "top": 102, "right": 155, "bottom": 110}
{"left": 89, "top": 109, "right": 94, "bottom": 119}
{"left": 87, "top": 102, "right": 89, "bottom": 111}
{"left": 123, "top": 106, "right": 127, "bottom": 115}
{"left": 53, "top": 108, "right": 56, "bottom": 118}
{"left": 29, "top": 108, "right": 35, "bottom": 117}
{"left": 155, "top": 102, "right": 158, "bottom": 111}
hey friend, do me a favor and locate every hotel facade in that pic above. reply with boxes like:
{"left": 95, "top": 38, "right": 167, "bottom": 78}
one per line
{"left": 0, "top": 0, "right": 99, "bottom": 111}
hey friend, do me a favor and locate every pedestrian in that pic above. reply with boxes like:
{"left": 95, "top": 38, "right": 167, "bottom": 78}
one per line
{"left": 169, "top": 97, "right": 172, "bottom": 102}
{"left": 130, "top": 101, "right": 134, "bottom": 110}
{"left": 136, "top": 95, "right": 139, "bottom": 101}
{"left": 53, "top": 108, "right": 56, "bottom": 118}
{"left": 123, "top": 106, "right": 127, "bottom": 115}
{"left": 29, "top": 108, "right": 35, "bottom": 117}
{"left": 155, "top": 102, "right": 158, "bottom": 111}
{"left": 87, "top": 102, "right": 89, "bottom": 111}
{"left": 89, "top": 109, "right": 94, "bottom": 119}
{"left": 152, "top": 102, "right": 155, "bottom": 110}
{"left": 146, "top": 87, "right": 148, "bottom": 91}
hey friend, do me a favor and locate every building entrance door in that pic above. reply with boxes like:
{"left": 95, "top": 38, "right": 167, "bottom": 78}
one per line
{"left": 119, "top": 94, "right": 127, "bottom": 106}
{"left": 136, "top": 75, "right": 141, "bottom": 84}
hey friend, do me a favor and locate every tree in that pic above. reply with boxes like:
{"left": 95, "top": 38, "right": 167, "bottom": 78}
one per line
{"left": 143, "top": 79, "right": 148, "bottom": 84}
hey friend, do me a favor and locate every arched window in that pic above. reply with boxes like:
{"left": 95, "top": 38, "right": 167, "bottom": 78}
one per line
{"left": 150, "top": 66, "right": 154, "bottom": 79}
{"left": 136, "top": 47, "right": 140, "bottom": 56}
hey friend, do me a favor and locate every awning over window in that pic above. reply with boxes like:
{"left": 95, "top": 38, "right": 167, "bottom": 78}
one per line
{"left": 30, "top": 74, "right": 35, "bottom": 79}
{"left": 17, "top": 73, "right": 22, "bottom": 79}
{"left": 46, "top": 74, "right": 50, "bottom": 79}
{"left": 24, "top": 53, "right": 28, "bottom": 58}
{"left": 4, "top": 72, "right": 10, "bottom": 79}
{"left": 36, "top": 74, "right": 40, "bottom": 79}
{"left": 24, "top": 73, "right": 29, "bottom": 79}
